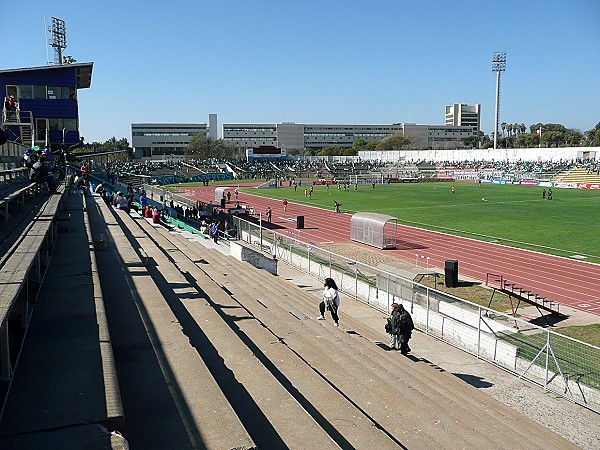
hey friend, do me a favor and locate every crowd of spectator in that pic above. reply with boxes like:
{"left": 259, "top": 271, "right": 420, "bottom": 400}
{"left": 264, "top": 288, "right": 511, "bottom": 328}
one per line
{"left": 88, "top": 156, "right": 599, "bottom": 186}
{"left": 429, "top": 159, "right": 583, "bottom": 181}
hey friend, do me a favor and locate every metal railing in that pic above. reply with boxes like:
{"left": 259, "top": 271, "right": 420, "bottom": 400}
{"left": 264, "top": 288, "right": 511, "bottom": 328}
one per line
{"left": 233, "top": 216, "right": 600, "bottom": 413}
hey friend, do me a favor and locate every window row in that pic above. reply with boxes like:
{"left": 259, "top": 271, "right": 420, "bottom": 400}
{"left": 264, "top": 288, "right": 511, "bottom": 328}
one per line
{"left": 38, "top": 118, "right": 78, "bottom": 132}
{"left": 133, "top": 132, "right": 195, "bottom": 136}
{"left": 6, "top": 84, "right": 76, "bottom": 100}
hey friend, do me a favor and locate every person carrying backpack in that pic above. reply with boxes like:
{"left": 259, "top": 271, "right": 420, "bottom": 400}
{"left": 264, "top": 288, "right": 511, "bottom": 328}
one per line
{"left": 30, "top": 155, "right": 56, "bottom": 193}
{"left": 387, "top": 303, "right": 401, "bottom": 350}
{"left": 397, "top": 304, "right": 414, "bottom": 355}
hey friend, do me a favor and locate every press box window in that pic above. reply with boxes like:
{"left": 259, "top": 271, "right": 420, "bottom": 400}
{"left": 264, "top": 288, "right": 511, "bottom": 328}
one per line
{"left": 20, "top": 85, "right": 33, "bottom": 99}
{"left": 33, "top": 85, "right": 47, "bottom": 99}
{"left": 47, "top": 87, "right": 62, "bottom": 100}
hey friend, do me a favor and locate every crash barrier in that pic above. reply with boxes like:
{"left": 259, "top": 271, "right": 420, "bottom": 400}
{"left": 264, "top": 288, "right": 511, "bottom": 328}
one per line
{"left": 234, "top": 215, "right": 600, "bottom": 413}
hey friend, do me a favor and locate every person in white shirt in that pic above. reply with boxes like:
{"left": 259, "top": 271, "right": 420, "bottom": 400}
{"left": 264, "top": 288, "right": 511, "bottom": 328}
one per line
{"left": 317, "top": 277, "right": 341, "bottom": 327}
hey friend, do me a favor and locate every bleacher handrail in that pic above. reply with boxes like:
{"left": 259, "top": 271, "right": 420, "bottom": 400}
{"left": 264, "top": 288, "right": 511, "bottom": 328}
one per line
{"left": 233, "top": 215, "right": 600, "bottom": 413}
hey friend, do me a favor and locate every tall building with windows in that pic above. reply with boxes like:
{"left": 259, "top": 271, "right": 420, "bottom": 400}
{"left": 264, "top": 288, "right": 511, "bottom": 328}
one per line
{"left": 132, "top": 119, "right": 478, "bottom": 160}
{"left": 222, "top": 122, "right": 475, "bottom": 153}
{"left": 131, "top": 123, "right": 207, "bottom": 159}
{"left": 445, "top": 104, "right": 481, "bottom": 135}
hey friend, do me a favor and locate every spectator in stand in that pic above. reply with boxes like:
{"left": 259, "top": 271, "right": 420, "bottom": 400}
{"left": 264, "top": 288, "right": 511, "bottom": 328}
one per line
{"left": 102, "top": 190, "right": 113, "bottom": 206}
{"left": 113, "top": 191, "right": 124, "bottom": 207}
{"left": 152, "top": 207, "right": 161, "bottom": 224}
{"left": 139, "top": 191, "right": 148, "bottom": 209}
{"left": 209, "top": 221, "right": 219, "bottom": 244}
{"left": 23, "top": 148, "right": 36, "bottom": 168}
{"left": 30, "top": 155, "right": 56, "bottom": 193}
{"left": 43, "top": 146, "right": 53, "bottom": 161}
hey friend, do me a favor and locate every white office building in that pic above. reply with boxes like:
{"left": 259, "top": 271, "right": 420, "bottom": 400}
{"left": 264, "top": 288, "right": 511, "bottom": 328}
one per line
{"left": 132, "top": 116, "right": 478, "bottom": 160}
{"left": 131, "top": 123, "right": 208, "bottom": 159}
{"left": 223, "top": 122, "right": 475, "bottom": 151}
{"left": 445, "top": 103, "right": 481, "bottom": 135}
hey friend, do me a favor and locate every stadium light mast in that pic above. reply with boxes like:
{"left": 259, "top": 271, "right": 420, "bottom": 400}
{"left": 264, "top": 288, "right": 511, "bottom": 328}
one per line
{"left": 49, "top": 17, "right": 67, "bottom": 65}
{"left": 492, "top": 51, "right": 506, "bottom": 150}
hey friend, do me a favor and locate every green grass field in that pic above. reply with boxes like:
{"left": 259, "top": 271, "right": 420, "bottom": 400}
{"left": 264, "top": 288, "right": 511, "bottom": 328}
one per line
{"left": 240, "top": 181, "right": 600, "bottom": 264}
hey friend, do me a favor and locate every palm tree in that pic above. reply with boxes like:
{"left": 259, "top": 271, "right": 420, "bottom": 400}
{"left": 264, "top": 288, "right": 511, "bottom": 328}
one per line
{"left": 501, "top": 122, "right": 507, "bottom": 137}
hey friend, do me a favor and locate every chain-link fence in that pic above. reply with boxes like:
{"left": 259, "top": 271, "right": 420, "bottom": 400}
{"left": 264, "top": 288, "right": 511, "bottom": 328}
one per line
{"left": 233, "top": 216, "right": 600, "bottom": 413}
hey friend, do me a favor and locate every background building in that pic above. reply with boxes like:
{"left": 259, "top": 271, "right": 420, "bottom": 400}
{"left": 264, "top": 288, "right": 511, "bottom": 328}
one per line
{"left": 223, "top": 122, "right": 476, "bottom": 153}
{"left": 132, "top": 117, "right": 478, "bottom": 160}
{"left": 131, "top": 123, "right": 207, "bottom": 159}
{"left": 445, "top": 103, "right": 481, "bottom": 135}
{"left": 208, "top": 114, "right": 218, "bottom": 140}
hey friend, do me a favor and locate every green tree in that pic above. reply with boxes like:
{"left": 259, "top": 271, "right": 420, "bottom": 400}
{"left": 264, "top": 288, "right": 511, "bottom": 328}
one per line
{"left": 77, "top": 136, "right": 130, "bottom": 154}
{"left": 352, "top": 139, "right": 368, "bottom": 150}
{"left": 376, "top": 134, "right": 412, "bottom": 150}
{"left": 318, "top": 146, "right": 341, "bottom": 156}
{"left": 186, "top": 134, "right": 236, "bottom": 159}
{"left": 463, "top": 135, "right": 479, "bottom": 148}
{"left": 584, "top": 122, "right": 600, "bottom": 146}
{"left": 342, "top": 147, "right": 358, "bottom": 156}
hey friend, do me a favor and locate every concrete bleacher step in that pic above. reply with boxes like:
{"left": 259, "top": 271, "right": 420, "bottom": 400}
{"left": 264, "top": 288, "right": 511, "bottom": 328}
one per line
{"left": 126, "top": 215, "right": 400, "bottom": 448}
{"left": 141, "top": 222, "right": 573, "bottom": 449}
{"left": 191, "top": 248, "right": 566, "bottom": 449}
{"left": 0, "top": 188, "right": 125, "bottom": 450}
{"left": 149, "top": 232, "right": 457, "bottom": 447}
{"left": 91, "top": 198, "right": 257, "bottom": 450}
{"left": 168, "top": 234, "right": 576, "bottom": 448}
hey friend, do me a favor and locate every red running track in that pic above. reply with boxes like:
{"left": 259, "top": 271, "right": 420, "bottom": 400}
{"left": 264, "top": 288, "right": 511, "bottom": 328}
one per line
{"left": 180, "top": 184, "right": 600, "bottom": 317}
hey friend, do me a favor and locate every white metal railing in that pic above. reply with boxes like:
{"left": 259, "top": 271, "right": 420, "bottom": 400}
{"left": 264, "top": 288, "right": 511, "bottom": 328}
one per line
{"left": 234, "top": 216, "right": 600, "bottom": 413}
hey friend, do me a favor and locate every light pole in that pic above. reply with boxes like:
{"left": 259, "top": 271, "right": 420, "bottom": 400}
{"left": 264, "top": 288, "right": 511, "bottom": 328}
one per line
{"left": 492, "top": 52, "right": 506, "bottom": 151}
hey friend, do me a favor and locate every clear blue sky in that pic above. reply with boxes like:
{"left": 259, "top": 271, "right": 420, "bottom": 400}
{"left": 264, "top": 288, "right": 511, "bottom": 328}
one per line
{"left": 5, "top": 0, "right": 600, "bottom": 143}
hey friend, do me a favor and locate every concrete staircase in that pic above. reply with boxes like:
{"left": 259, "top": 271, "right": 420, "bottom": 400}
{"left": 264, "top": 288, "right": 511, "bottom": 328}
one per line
{"left": 94, "top": 197, "right": 576, "bottom": 449}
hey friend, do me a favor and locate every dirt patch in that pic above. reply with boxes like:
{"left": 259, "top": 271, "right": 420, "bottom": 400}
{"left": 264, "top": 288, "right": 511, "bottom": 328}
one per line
{"left": 321, "top": 243, "right": 415, "bottom": 270}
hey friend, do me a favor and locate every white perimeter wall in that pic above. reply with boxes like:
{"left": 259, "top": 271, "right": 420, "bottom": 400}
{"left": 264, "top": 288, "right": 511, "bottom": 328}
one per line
{"left": 358, "top": 147, "right": 599, "bottom": 163}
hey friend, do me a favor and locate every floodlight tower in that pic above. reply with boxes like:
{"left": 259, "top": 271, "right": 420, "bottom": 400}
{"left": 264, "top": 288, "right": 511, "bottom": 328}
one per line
{"left": 49, "top": 17, "right": 67, "bottom": 65}
{"left": 492, "top": 51, "right": 506, "bottom": 150}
